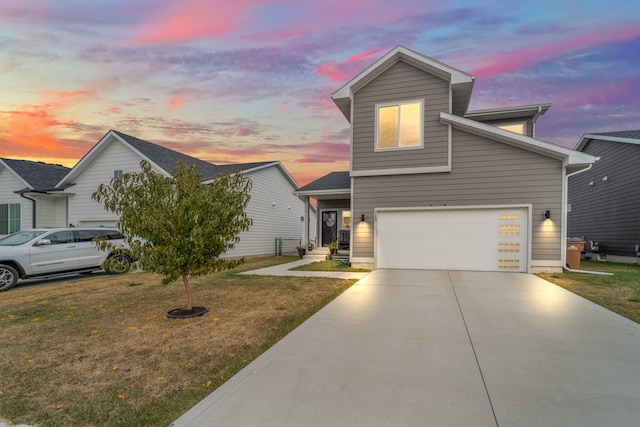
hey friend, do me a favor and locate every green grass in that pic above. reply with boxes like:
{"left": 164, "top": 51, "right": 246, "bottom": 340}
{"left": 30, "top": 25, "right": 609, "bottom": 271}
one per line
{"left": 0, "top": 256, "right": 355, "bottom": 427}
{"left": 538, "top": 259, "right": 640, "bottom": 323}
{"left": 289, "top": 260, "right": 371, "bottom": 272}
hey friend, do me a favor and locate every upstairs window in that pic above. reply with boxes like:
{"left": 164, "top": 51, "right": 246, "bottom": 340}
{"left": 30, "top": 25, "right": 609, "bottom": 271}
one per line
{"left": 114, "top": 170, "right": 123, "bottom": 179}
{"left": 376, "top": 100, "right": 423, "bottom": 150}
{"left": 497, "top": 122, "right": 525, "bottom": 135}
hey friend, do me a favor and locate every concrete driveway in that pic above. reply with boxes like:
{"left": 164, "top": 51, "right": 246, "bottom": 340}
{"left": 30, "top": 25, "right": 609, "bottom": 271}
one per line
{"left": 170, "top": 270, "right": 640, "bottom": 426}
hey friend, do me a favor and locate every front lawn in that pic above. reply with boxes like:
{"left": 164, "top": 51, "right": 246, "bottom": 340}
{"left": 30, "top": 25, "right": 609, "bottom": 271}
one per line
{"left": 538, "top": 260, "right": 640, "bottom": 323}
{"left": 290, "top": 260, "right": 371, "bottom": 273}
{"left": 0, "top": 256, "right": 356, "bottom": 427}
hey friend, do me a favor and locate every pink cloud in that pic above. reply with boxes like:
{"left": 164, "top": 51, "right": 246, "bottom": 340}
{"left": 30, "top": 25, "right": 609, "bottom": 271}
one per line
{"left": 316, "top": 47, "right": 389, "bottom": 83}
{"left": 472, "top": 25, "right": 640, "bottom": 78}
{"left": 169, "top": 93, "right": 185, "bottom": 110}
{"left": 133, "top": 0, "right": 261, "bottom": 44}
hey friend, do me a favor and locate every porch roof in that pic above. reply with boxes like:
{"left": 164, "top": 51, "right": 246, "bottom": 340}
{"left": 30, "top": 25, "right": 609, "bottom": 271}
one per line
{"left": 295, "top": 171, "right": 350, "bottom": 199}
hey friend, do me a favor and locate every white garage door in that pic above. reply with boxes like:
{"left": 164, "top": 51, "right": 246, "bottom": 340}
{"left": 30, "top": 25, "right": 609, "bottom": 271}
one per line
{"left": 376, "top": 208, "right": 528, "bottom": 272}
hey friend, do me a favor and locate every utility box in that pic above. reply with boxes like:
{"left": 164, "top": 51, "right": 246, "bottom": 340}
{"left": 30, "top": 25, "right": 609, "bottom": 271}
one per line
{"left": 566, "top": 239, "right": 586, "bottom": 270}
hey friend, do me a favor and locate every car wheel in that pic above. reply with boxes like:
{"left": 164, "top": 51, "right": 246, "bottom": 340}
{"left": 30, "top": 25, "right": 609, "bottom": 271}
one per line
{"left": 0, "top": 264, "right": 19, "bottom": 291}
{"left": 105, "top": 254, "right": 132, "bottom": 274}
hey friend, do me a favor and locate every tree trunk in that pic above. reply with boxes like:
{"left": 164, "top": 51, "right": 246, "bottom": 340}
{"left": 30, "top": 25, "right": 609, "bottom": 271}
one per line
{"left": 181, "top": 273, "right": 193, "bottom": 310}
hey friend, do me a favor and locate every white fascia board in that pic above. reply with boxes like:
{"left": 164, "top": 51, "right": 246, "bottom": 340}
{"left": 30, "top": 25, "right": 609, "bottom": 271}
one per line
{"left": 575, "top": 133, "right": 640, "bottom": 151}
{"left": 0, "top": 159, "right": 33, "bottom": 189}
{"left": 201, "top": 162, "right": 296, "bottom": 188}
{"left": 465, "top": 103, "right": 551, "bottom": 118}
{"left": 332, "top": 46, "right": 473, "bottom": 101}
{"left": 440, "top": 112, "right": 597, "bottom": 166}
{"left": 294, "top": 188, "right": 350, "bottom": 197}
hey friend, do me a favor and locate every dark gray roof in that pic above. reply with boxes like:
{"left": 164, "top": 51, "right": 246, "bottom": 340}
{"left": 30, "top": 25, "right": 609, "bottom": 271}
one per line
{"left": 589, "top": 130, "right": 640, "bottom": 140}
{"left": 113, "top": 130, "right": 220, "bottom": 180}
{"left": 297, "top": 171, "right": 350, "bottom": 192}
{"left": 113, "top": 131, "right": 275, "bottom": 180}
{"left": 1, "top": 158, "right": 70, "bottom": 191}
{"left": 215, "top": 161, "right": 276, "bottom": 174}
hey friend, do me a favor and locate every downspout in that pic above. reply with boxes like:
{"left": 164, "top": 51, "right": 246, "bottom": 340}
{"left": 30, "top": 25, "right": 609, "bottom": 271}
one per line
{"left": 563, "top": 163, "right": 597, "bottom": 273}
{"left": 18, "top": 191, "right": 37, "bottom": 228}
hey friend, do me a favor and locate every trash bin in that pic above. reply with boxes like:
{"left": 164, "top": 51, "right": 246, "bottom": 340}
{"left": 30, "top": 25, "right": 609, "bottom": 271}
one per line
{"left": 566, "top": 239, "right": 586, "bottom": 269}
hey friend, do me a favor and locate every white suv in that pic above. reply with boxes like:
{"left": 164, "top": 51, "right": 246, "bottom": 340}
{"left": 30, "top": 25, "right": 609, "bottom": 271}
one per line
{"left": 0, "top": 227, "right": 132, "bottom": 291}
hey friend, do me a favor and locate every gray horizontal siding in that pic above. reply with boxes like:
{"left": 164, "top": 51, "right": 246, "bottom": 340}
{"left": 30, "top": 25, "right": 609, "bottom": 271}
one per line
{"left": 352, "top": 60, "right": 450, "bottom": 171}
{"left": 568, "top": 140, "right": 640, "bottom": 257}
{"left": 353, "top": 129, "right": 564, "bottom": 261}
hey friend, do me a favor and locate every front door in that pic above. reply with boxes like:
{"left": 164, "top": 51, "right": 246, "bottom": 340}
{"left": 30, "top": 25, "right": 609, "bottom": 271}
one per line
{"left": 322, "top": 211, "right": 337, "bottom": 246}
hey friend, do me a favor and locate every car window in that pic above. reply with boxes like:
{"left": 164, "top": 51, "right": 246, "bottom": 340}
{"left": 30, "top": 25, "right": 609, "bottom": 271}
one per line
{"left": 76, "top": 230, "right": 103, "bottom": 242}
{"left": 0, "top": 230, "right": 47, "bottom": 246}
{"left": 45, "top": 231, "right": 75, "bottom": 245}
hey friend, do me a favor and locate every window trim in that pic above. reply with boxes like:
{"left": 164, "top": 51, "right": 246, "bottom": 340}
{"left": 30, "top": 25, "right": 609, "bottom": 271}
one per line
{"left": 374, "top": 99, "right": 424, "bottom": 152}
{"left": 0, "top": 203, "right": 21, "bottom": 235}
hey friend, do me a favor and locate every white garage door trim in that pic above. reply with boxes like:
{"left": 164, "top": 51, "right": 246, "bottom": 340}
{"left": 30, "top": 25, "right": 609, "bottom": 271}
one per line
{"left": 375, "top": 205, "right": 531, "bottom": 273}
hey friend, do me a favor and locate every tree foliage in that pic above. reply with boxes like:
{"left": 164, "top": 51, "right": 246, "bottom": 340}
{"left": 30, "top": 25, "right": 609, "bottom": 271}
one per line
{"left": 92, "top": 160, "right": 252, "bottom": 310}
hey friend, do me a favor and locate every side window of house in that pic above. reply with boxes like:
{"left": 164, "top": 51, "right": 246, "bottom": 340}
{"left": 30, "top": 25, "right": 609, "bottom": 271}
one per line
{"left": 0, "top": 203, "right": 20, "bottom": 235}
{"left": 342, "top": 211, "right": 351, "bottom": 229}
{"left": 376, "top": 99, "right": 423, "bottom": 150}
{"left": 114, "top": 170, "right": 124, "bottom": 179}
{"left": 497, "top": 122, "right": 525, "bottom": 135}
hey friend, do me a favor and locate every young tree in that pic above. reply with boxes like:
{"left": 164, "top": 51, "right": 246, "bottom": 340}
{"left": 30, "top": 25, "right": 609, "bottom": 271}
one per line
{"left": 92, "top": 160, "right": 252, "bottom": 313}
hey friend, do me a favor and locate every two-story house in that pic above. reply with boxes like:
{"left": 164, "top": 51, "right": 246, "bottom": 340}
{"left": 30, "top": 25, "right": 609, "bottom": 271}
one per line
{"left": 296, "top": 46, "right": 596, "bottom": 273}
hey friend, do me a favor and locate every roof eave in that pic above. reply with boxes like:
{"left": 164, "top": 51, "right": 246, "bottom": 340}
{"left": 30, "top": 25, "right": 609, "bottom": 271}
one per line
{"left": 331, "top": 46, "right": 474, "bottom": 122}
{"left": 575, "top": 133, "right": 640, "bottom": 151}
{"left": 440, "top": 112, "right": 597, "bottom": 167}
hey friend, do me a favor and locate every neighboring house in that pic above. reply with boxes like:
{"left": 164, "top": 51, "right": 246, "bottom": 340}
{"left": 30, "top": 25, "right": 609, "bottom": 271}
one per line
{"left": 2, "top": 130, "right": 310, "bottom": 257}
{"left": 0, "top": 158, "right": 70, "bottom": 236}
{"left": 568, "top": 130, "right": 640, "bottom": 262}
{"left": 296, "top": 46, "right": 596, "bottom": 273}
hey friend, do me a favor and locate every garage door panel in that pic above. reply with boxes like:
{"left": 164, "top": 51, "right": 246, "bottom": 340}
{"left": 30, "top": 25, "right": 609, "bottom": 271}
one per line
{"left": 376, "top": 208, "right": 527, "bottom": 272}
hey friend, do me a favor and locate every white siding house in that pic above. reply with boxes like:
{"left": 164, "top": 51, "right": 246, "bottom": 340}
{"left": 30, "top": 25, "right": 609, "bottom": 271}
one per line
{"left": 55, "top": 130, "right": 309, "bottom": 257}
{"left": 0, "top": 158, "right": 70, "bottom": 235}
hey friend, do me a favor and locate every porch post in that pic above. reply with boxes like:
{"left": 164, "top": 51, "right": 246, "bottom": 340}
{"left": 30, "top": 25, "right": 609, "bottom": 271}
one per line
{"left": 303, "top": 196, "right": 310, "bottom": 250}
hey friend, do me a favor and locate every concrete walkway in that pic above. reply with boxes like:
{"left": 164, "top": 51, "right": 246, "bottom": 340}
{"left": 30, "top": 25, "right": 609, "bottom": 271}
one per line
{"left": 239, "top": 257, "right": 370, "bottom": 280}
{"left": 171, "top": 269, "right": 640, "bottom": 426}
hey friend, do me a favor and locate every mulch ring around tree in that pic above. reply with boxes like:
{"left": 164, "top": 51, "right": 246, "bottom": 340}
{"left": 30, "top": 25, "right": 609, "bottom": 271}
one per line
{"left": 166, "top": 306, "right": 209, "bottom": 319}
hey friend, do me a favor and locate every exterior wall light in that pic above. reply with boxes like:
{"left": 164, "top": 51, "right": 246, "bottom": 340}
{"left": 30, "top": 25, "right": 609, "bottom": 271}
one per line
{"left": 361, "top": 214, "right": 366, "bottom": 222}
{"left": 543, "top": 210, "right": 551, "bottom": 220}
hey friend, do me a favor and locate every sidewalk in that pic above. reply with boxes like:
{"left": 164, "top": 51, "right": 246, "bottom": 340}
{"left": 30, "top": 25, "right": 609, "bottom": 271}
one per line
{"left": 239, "top": 257, "right": 369, "bottom": 280}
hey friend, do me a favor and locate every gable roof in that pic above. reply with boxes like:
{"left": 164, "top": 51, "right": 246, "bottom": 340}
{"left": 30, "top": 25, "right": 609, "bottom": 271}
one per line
{"left": 331, "top": 46, "right": 475, "bottom": 121}
{"left": 113, "top": 130, "right": 221, "bottom": 179}
{"left": 0, "top": 158, "right": 70, "bottom": 192}
{"left": 575, "top": 130, "right": 640, "bottom": 151}
{"left": 440, "top": 112, "right": 597, "bottom": 174}
{"left": 294, "top": 171, "right": 350, "bottom": 199}
{"left": 57, "top": 130, "right": 285, "bottom": 187}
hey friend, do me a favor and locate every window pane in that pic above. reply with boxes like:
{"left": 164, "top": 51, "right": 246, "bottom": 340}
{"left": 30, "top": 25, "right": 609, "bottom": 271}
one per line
{"left": 0, "top": 205, "right": 7, "bottom": 235}
{"left": 9, "top": 204, "right": 20, "bottom": 233}
{"left": 399, "top": 102, "right": 421, "bottom": 147}
{"left": 378, "top": 106, "right": 399, "bottom": 148}
{"left": 342, "top": 211, "right": 351, "bottom": 229}
{"left": 498, "top": 123, "right": 525, "bottom": 135}
{"left": 47, "top": 231, "right": 74, "bottom": 244}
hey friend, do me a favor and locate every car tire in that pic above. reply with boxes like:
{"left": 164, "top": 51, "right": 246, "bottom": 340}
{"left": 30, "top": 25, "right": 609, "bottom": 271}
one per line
{"left": 0, "top": 264, "right": 19, "bottom": 291}
{"left": 104, "top": 254, "right": 132, "bottom": 274}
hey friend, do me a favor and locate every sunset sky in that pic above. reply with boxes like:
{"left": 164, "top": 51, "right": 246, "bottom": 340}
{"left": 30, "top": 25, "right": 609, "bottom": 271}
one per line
{"left": 1, "top": 0, "right": 638, "bottom": 185}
